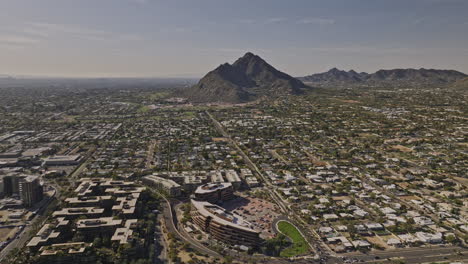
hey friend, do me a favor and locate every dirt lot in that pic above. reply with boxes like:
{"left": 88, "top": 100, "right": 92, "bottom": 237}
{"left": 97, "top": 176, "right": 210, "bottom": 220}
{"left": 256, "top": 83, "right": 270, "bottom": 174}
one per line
{"left": 211, "top": 137, "right": 228, "bottom": 142}
{"left": 0, "top": 227, "right": 18, "bottom": 242}
{"left": 399, "top": 195, "right": 423, "bottom": 201}
{"left": 0, "top": 210, "right": 8, "bottom": 222}
{"left": 335, "top": 99, "right": 360, "bottom": 104}
{"left": 179, "top": 250, "right": 214, "bottom": 263}
{"left": 392, "top": 145, "right": 414, "bottom": 153}
{"left": 332, "top": 196, "right": 352, "bottom": 201}
{"left": 366, "top": 235, "right": 389, "bottom": 249}
{"left": 453, "top": 176, "right": 468, "bottom": 187}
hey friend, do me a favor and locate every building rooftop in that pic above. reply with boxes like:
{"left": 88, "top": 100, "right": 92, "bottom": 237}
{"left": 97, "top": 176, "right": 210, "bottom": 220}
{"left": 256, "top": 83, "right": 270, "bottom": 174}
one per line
{"left": 39, "top": 242, "right": 92, "bottom": 256}
{"left": 112, "top": 193, "right": 140, "bottom": 215}
{"left": 111, "top": 219, "right": 138, "bottom": 244}
{"left": 191, "top": 200, "right": 258, "bottom": 233}
{"left": 105, "top": 186, "right": 145, "bottom": 195}
{"left": 195, "top": 182, "right": 232, "bottom": 194}
{"left": 65, "top": 195, "right": 112, "bottom": 204}
{"left": 144, "top": 175, "right": 181, "bottom": 188}
{"left": 225, "top": 170, "right": 241, "bottom": 183}
{"left": 76, "top": 217, "right": 122, "bottom": 229}
{"left": 52, "top": 207, "right": 104, "bottom": 217}
{"left": 22, "top": 175, "right": 40, "bottom": 183}
{"left": 43, "top": 155, "right": 81, "bottom": 162}
{"left": 27, "top": 224, "right": 60, "bottom": 247}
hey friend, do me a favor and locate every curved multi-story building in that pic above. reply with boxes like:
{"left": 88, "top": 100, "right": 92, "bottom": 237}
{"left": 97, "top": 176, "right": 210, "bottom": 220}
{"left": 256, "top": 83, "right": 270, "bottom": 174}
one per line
{"left": 194, "top": 182, "right": 234, "bottom": 203}
{"left": 191, "top": 200, "right": 260, "bottom": 247}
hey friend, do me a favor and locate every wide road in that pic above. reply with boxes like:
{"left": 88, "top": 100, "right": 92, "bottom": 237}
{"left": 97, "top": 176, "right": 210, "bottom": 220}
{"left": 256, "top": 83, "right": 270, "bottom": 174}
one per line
{"left": 69, "top": 145, "right": 96, "bottom": 181}
{"left": 154, "top": 213, "right": 168, "bottom": 264}
{"left": 146, "top": 140, "right": 157, "bottom": 169}
{"left": 152, "top": 190, "right": 222, "bottom": 258}
{"left": 349, "top": 246, "right": 468, "bottom": 264}
{"left": 0, "top": 225, "right": 31, "bottom": 262}
{"left": 206, "top": 110, "right": 468, "bottom": 264}
{"left": 0, "top": 186, "right": 58, "bottom": 262}
{"left": 206, "top": 110, "right": 330, "bottom": 258}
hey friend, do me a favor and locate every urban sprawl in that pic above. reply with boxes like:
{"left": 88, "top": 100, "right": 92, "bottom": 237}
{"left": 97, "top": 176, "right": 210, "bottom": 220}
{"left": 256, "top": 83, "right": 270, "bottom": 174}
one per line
{"left": 0, "top": 84, "right": 467, "bottom": 264}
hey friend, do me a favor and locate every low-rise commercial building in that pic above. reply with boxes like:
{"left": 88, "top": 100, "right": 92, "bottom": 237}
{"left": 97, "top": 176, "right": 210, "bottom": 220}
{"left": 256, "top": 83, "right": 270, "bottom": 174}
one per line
{"left": 111, "top": 219, "right": 138, "bottom": 245}
{"left": 142, "top": 175, "right": 181, "bottom": 196}
{"left": 27, "top": 218, "right": 69, "bottom": 251}
{"left": 27, "top": 224, "right": 62, "bottom": 250}
{"left": 76, "top": 217, "right": 122, "bottom": 235}
{"left": 43, "top": 155, "right": 81, "bottom": 166}
{"left": 245, "top": 176, "right": 259, "bottom": 188}
{"left": 38, "top": 242, "right": 93, "bottom": 260}
{"left": 52, "top": 207, "right": 104, "bottom": 219}
{"left": 112, "top": 193, "right": 140, "bottom": 216}
{"left": 65, "top": 195, "right": 113, "bottom": 207}
{"left": 105, "top": 186, "right": 145, "bottom": 196}
{"left": 225, "top": 170, "right": 242, "bottom": 189}
{"left": 183, "top": 176, "right": 204, "bottom": 192}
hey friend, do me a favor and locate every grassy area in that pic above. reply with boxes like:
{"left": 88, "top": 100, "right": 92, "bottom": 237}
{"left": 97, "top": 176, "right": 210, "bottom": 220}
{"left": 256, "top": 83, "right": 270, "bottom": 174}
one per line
{"left": 277, "top": 220, "right": 309, "bottom": 257}
{"left": 184, "top": 111, "right": 196, "bottom": 117}
{"left": 138, "top": 105, "right": 151, "bottom": 113}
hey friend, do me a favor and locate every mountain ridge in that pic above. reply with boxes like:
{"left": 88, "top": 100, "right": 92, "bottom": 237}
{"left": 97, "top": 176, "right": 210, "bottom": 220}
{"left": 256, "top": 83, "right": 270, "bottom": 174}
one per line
{"left": 299, "top": 68, "right": 467, "bottom": 87}
{"left": 184, "top": 52, "right": 309, "bottom": 103}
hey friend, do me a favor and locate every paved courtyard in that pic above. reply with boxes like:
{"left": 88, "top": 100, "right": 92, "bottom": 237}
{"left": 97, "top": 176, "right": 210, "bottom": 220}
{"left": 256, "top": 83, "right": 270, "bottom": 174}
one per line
{"left": 223, "top": 195, "right": 281, "bottom": 239}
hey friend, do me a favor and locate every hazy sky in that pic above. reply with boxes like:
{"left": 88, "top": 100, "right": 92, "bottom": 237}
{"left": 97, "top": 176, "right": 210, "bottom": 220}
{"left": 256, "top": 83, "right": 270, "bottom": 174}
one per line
{"left": 1, "top": 0, "right": 467, "bottom": 77}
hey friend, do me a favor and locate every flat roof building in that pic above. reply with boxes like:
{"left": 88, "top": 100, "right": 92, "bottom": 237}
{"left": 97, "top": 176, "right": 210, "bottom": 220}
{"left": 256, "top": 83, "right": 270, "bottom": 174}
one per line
{"left": 52, "top": 207, "right": 104, "bottom": 219}
{"left": 111, "top": 219, "right": 138, "bottom": 245}
{"left": 225, "top": 170, "right": 241, "bottom": 189}
{"left": 245, "top": 177, "right": 259, "bottom": 188}
{"left": 39, "top": 242, "right": 92, "bottom": 257}
{"left": 0, "top": 151, "right": 21, "bottom": 159}
{"left": 143, "top": 175, "right": 182, "bottom": 197}
{"left": 105, "top": 186, "right": 145, "bottom": 196}
{"left": 27, "top": 224, "right": 61, "bottom": 250}
{"left": 74, "top": 180, "right": 99, "bottom": 197}
{"left": 65, "top": 195, "right": 112, "bottom": 207}
{"left": 27, "top": 218, "right": 69, "bottom": 250}
{"left": 194, "top": 182, "right": 234, "bottom": 204}
{"left": 191, "top": 200, "right": 260, "bottom": 247}
{"left": 183, "top": 176, "right": 204, "bottom": 191}
{"left": 43, "top": 155, "right": 81, "bottom": 166}
{"left": 112, "top": 193, "right": 140, "bottom": 215}
{"left": 76, "top": 217, "right": 122, "bottom": 234}
{"left": 210, "top": 171, "right": 224, "bottom": 183}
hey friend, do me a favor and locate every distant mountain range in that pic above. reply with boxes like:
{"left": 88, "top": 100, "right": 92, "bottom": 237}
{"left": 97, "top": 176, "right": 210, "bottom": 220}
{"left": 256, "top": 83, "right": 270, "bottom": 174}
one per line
{"left": 184, "top": 52, "right": 309, "bottom": 103}
{"left": 299, "top": 68, "right": 467, "bottom": 87}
